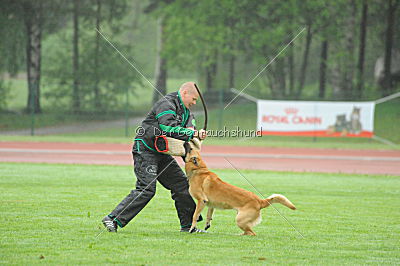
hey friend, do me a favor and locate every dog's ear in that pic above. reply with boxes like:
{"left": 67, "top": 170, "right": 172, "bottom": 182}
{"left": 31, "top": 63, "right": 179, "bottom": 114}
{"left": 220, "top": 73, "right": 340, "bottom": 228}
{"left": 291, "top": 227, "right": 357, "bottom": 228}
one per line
{"left": 182, "top": 142, "right": 192, "bottom": 162}
{"left": 183, "top": 142, "right": 191, "bottom": 156}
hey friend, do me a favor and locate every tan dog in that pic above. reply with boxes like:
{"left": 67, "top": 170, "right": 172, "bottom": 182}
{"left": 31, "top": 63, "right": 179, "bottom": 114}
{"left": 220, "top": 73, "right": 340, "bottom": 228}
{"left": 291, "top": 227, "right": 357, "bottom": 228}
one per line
{"left": 184, "top": 149, "right": 296, "bottom": 236}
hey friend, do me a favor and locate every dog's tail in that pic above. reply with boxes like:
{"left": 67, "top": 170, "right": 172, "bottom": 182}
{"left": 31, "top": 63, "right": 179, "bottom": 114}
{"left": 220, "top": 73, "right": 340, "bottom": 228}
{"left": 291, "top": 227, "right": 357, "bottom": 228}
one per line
{"left": 261, "top": 194, "right": 296, "bottom": 210}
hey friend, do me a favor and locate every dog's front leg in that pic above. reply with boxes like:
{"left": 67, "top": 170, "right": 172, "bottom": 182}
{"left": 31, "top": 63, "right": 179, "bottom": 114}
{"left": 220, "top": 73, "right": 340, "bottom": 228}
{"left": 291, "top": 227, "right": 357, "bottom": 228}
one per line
{"left": 189, "top": 199, "right": 206, "bottom": 233}
{"left": 205, "top": 207, "right": 214, "bottom": 231}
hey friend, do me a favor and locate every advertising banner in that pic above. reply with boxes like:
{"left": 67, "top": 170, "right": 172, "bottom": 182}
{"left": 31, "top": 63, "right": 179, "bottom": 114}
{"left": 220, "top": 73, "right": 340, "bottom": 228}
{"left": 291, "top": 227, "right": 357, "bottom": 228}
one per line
{"left": 257, "top": 100, "right": 375, "bottom": 137}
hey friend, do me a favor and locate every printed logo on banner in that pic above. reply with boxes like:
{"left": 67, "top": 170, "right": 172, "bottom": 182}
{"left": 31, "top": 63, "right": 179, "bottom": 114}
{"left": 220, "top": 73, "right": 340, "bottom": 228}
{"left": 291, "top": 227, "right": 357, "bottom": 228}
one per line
{"left": 262, "top": 107, "right": 322, "bottom": 125}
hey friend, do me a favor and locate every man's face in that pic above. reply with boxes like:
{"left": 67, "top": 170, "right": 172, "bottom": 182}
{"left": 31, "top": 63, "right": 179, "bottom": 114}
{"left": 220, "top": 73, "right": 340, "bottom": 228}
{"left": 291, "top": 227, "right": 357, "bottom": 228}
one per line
{"left": 182, "top": 90, "right": 199, "bottom": 109}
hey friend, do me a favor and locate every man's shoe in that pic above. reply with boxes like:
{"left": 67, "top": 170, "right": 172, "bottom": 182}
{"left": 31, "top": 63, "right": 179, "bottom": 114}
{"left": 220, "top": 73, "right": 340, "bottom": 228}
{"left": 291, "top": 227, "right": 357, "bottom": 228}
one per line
{"left": 180, "top": 227, "right": 208, "bottom": 233}
{"left": 102, "top": 216, "right": 118, "bottom": 232}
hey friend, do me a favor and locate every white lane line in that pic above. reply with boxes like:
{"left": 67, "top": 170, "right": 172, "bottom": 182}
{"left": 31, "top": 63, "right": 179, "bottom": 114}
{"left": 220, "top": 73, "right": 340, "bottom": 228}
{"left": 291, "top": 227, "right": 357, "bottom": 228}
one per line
{"left": 0, "top": 148, "right": 399, "bottom": 162}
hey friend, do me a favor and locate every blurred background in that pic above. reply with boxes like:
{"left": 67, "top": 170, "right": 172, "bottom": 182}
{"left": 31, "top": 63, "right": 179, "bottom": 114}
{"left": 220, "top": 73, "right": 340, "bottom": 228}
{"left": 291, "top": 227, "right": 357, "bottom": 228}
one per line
{"left": 0, "top": 0, "right": 399, "bottom": 146}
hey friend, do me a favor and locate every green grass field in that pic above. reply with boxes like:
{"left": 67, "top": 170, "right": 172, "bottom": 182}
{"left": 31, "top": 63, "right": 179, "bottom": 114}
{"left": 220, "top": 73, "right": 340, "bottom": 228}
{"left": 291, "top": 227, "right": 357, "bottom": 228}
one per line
{"left": 1, "top": 163, "right": 399, "bottom": 264}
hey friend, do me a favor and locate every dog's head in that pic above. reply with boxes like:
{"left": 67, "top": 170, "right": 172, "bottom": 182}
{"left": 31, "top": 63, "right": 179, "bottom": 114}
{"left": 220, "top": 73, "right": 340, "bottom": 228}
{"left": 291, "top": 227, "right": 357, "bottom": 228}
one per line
{"left": 184, "top": 142, "right": 203, "bottom": 168}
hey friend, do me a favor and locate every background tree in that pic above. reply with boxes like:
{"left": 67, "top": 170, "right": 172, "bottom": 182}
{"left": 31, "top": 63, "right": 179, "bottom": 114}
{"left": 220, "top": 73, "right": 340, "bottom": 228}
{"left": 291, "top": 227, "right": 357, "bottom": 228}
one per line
{"left": 144, "top": 0, "right": 174, "bottom": 104}
{"left": 94, "top": 0, "right": 102, "bottom": 109}
{"left": 318, "top": 39, "right": 329, "bottom": 98}
{"left": 1, "top": 0, "right": 399, "bottom": 117}
{"left": 42, "top": 0, "right": 141, "bottom": 111}
{"left": 22, "top": 0, "right": 67, "bottom": 113}
{"left": 22, "top": 0, "right": 44, "bottom": 113}
{"left": 381, "top": 0, "right": 399, "bottom": 96}
{"left": 356, "top": 0, "right": 368, "bottom": 99}
{"left": 161, "top": 0, "right": 230, "bottom": 91}
{"left": 72, "top": 0, "right": 81, "bottom": 113}
{"left": 0, "top": 1, "right": 26, "bottom": 109}
{"left": 295, "top": 0, "right": 342, "bottom": 99}
{"left": 0, "top": 2, "right": 25, "bottom": 77}
{"left": 0, "top": 0, "right": 67, "bottom": 113}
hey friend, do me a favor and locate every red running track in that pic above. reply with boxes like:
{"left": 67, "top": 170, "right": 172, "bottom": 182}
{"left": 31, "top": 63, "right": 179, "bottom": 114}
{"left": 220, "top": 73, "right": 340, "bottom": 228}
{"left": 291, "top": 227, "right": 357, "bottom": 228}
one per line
{"left": 0, "top": 141, "right": 399, "bottom": 176}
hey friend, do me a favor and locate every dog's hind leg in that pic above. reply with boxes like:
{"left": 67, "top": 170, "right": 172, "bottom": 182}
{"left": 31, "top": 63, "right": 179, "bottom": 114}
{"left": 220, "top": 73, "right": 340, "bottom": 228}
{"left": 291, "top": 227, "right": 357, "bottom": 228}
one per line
{"left": 204, "top": 207, "right": 214, "bottom": 230}
{"left": 236, "top": 209, "right": 260, "bottom": 236}
{"left": 189, "top": 199, "right": 206, "bottom": 233}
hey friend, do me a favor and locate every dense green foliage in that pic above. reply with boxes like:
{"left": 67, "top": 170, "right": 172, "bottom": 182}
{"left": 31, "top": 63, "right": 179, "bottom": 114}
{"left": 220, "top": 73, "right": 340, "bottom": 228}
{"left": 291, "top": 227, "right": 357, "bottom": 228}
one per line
{"left": 1, "top": 163, "right": 399, "bottom": 264}
{"left": 42, "top": 37, "right": 141, "bottom": 111}
{"left": 159, "top": 0, "right": 400, "bottom": 98}
{"left": 1, "top": 0, "right": 399, "bottom": 113}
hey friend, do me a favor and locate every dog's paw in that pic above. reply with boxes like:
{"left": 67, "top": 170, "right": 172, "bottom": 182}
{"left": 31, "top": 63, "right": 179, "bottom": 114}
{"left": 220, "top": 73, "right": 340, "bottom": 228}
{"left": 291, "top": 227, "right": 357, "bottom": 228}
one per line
{"left": 204, "top": 224, "right": 210, "bottom": 231}
{"left": 189, "top": 227, "right": 196, "bottom": 233}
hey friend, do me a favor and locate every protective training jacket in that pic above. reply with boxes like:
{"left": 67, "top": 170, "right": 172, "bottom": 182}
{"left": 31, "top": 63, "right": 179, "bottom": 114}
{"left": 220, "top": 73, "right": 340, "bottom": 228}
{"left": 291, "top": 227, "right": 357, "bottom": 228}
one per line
{"left": 134, "top": 91, "right": 196, "bottom": 152}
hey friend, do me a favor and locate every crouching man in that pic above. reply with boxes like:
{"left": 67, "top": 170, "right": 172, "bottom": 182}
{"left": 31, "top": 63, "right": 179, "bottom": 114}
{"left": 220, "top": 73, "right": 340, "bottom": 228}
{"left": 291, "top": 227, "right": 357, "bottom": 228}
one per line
{"left": 102, "top": 82, "right": 206, "bottom": 233}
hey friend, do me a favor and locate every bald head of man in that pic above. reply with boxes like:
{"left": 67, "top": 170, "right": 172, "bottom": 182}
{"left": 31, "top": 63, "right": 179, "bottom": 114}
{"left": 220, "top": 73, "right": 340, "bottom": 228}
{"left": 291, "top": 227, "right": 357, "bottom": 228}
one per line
{"left": 179, "top": 82, "right": 199, "bottom": 109}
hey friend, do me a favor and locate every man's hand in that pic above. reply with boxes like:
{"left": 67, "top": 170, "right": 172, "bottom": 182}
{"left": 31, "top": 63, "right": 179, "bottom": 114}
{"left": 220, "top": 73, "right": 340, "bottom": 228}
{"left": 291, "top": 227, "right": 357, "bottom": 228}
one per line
{"left": 194, "top": 129, "right": 207, "bottom": 140}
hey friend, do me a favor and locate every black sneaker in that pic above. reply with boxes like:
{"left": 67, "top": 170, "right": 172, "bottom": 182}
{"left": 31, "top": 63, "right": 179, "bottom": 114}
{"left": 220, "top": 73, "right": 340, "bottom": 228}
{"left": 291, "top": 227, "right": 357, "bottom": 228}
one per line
{"left": 102, "top": 216, "right": 118, "bottom": 232}
{"left": 180, "top": 227, "right": 208, "bottom": 233}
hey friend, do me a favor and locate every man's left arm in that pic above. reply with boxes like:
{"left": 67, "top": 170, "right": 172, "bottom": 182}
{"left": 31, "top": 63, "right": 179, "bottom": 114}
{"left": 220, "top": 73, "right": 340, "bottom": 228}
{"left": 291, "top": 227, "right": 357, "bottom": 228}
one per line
{"left": 186, "top": 113, "right": 206, "bottom": 140}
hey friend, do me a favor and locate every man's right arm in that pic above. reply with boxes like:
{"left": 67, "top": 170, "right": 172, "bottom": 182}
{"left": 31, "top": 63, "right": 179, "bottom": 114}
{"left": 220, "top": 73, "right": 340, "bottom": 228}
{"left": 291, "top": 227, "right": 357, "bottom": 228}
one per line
{"left": 154, "top": 104, "right": 194, "bottom": 141}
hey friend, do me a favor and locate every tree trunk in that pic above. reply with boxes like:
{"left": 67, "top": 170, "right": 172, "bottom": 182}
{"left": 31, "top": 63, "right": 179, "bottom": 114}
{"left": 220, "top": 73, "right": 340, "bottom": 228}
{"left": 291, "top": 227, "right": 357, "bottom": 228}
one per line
{"left": 381, "top": 0, "right": 398, "bottom": 96}
{"left": 8, "top": 37, "right": 20, "bottom": 77}
{"left": 266, "top": 69, "right": 285, "bottom": 99}
{"left": 296, "top": 25, "right": 312, "bottom": 99}
{"left": 331, "top": 65, "right": 341, "bottom": 98}
{"left": 94, "top": 0, "right": 102, "bottom": 109}
{"left": 319, "top": 40, "right": 328, "bottom": 99}
{"left": 228, "top": 53, "right": 235, "bottom": 89}
{"left": 266, "top": 72, "right": 277, "bottom": 98}
{"left": 341, "top": 0, "right": 357, "bottom": 99}
{"left": 288, "top": 41, "right": 295, "bottom": 96}
{"left": 205, "top": 51, "right": 218, "bottom": 90}
{"left": 127, "top": 0, "right": 141, "bottom": 42}
{"left": 152, "top": 17, "right": 167, "bottom": 104}
{"left": 265, "top": 55, "right": 285, "bottom": 99}
{"left": 132, "top": 0, "right": 141, "bottom": 31}
{"left": 276, "top": 58, "right": 286, "bottom": 98}
{"left": 356, "top": 0, "right": 368, "bottom": 99}
{"left": 24, "top": 2, "right": 42, "bottom": 114}
{"left": 206, "top": 64, "right": 213, "bottom": 90}
{"left": 211, "top": 50, "right": 218, "bottom": 88}
{"left": 72, "top": 0, "right": 80, "bottom": 113}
